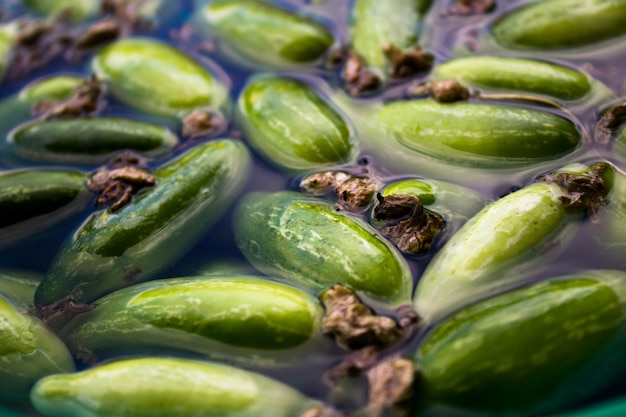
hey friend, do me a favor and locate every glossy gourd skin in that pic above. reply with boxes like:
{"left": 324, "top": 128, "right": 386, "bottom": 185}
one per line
{"left": 351, "top": 0, "right": 432, "bottom": 71}
{"left": 35, "top": 140, "right": 251, "bottom": 307}
{"left": 0, "top": 169, "right": 89, "bottom": 245}
{"left": 414, "top": 182, "right": 569, "bottom": 320}
{"left": 493, "top": 0, "right": 626, "bottom": 50}
{"left": 0, "top": 269, "right": 42, "bottom": 308}
{"left": 22, "top": 0, "right": 100, "bottom": 22}
{"left": 59, "top": 276, "right": 325, "bottom": 366}
{"left": 377, "top": 99, "right": 581, "bottom": 167}
{"left": 8, "top": 118, "right": 178, "bottom": 164}
{"left": 233, "top": 191, "right": 413, "bottom": 307}
{"left": 0, "top": 294, "right": 75, "bottom": 404}
{"left": 93, "top": 37, "right": 228, "bottom": 117}
{"left": 415, "top": 271, "right": 626, "bottom": 417}
{"left": 432, "top": 57, "right": 592, "bottom": 100}
{"left": 237, "top": 76, "right": 355, "bottom": 172}
{"left": 31, "top": 357, "right": 319, "bottom": 417}
{"left": 200, "top": 0, "right": 334, "bottom": 67}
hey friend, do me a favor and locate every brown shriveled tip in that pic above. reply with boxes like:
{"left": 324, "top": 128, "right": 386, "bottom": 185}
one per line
{"left": 367, "top": 358, "right": 417, "bottom": 417}
{"left": 320, "top": 284, "right": 405, "bottom": 351}
{"left": 540, "top": 163, "right": 611, "bottom": 214}
{"left": 595, "top": 101, "right": 626, "bottom": 145}
{"left": 35, "top": 291, "right": 95, "bottom": 331}
{"left": 182, "top": 110, "right": 226, "bottom": 139}
{"left": 382, "top": 44, "right": 433, "bottom": 80}
{"left": 341, "top": 51, "right": 382, "bottom": 96}
{"left": 74, "top": 19, "right": 121, "bottom": 49}
{"left": 374, "top": 194, "right": 446, "bottom": 254}
{"left": 441, "top": 0, "right": 496, "bottom": 16}
{"left": 88, "top": 164, "right": 156, "bottom": 212}
{"left": 408, "top": 79, "right": 471, "bottom": 103}
{"left": 33, "top": 76, "right": 105, "bottom": 119}
{"left": 300, "top": 171, "right": 379, "bottom": 212}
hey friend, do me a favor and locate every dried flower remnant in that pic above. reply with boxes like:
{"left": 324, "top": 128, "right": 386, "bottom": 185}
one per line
{"left": 373, "top": 193, "right": 446, "bottom": 254}
{"left": 88, "top": 154, "right": 156, "bottom": 212}
{"left": 320, "top": 284, "right": 406, "bottom": 351}
{"left": 540, "top": 163, "right": 610, "bottom": 214}
{"left": 182, "top": 109, "right": 226, "bottom": 139}
{"left": 32, "top": 76, "right": 105, "bottom": 118}
{"left": 74, "top": 19, "right": 121, "bottom": 49}
{"left": 102, "top": 0, "right": 153, "bottom": 32}
{"left": 35, "top": 290, "right": 95, "bottom": 331}
{"left": 441, "top": 0, "right": 496, "bottom": 16}
{"left": 9, "top": 16, "right": 73, "bottom": 79}
{"left": 367, "top": 358, "right": 417, "bottom": 417}
{"left": 595, "top": 101, "right": 626, "bottom": 145}
{"left": 341, "top": 51, "right": 382, "bottom": 95}
{"left": 382, "top": 44, "right": 433, "bottom": 79}
{"left": 409, "top": 79, "right": 471, "bottom": 103}
{"left": 300, "top": 171, "right": 379, "bottom": 212}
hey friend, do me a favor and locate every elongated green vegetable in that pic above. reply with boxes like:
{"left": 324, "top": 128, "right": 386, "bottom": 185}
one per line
{"left": 199, "top": 0, "right": 334, "bottom": 67}
{"left": 351, "top": 0, "right": 431, "bottom": 72}
{"left": 0, "top": 269, "right": 42, "bottom": 308}
{"left": 493, "top": 0, "right": 626, "bottom": 50}
{"left": 93, "top": 37, "right": 228, "bottom": 117}
{"left": 415, "top": 270, "right": 626, "bottom": 416}
{"left": 18, "top": 75, "right": 84, "bottom": 102}
{"left": 432, "top": 57, "right": 592, "bottom": 100}
{"left": 237, "top": 76, "right": 355, "bottom": 172}
{"left": 8, "top": 118, "right": 179, "bottom": 164}
{"left": 414, "top": 163, "right": 612, "bottom": 320}
{"left": 0, "top": 169, "right": 90, "bottom": 245}
{"left": 0, "top": 24, "right": 17, "bottom": 84}
{"left": 31, "top": 357, "right": 322, "bottom": 417}
{"left": 233, "top": 191, "right": 413, "bottom": 308}
{"left": 377, "top": 99, "right": 581, "bottom": 167}
{"left": 59, "top": 276, "right": 327, "bottom": 366}
{"left": 0, "top": 294, "right": 75, "bottom": 404}
{"left": 23, "top": 0, "right": 101, "bottom": 22}
{"left": 35, "top": 140, "right": 251, "bottom": 308}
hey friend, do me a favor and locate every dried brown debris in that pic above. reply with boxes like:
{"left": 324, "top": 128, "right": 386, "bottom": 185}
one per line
{"left": 373, "top": 193, "right": 446, "bottom": 254}
{"left": 409, "top": 79, "right": 471, "bottom": 103}
{"left": 35, "top": 290, "right": 95, "bottom": 331}
{"left": 540, "top": 162, "right": 611, "bottom": 214}
{"left": 320, "top": 284, "right": 406, "bottom": 351}
{"left": 88, "top": 154, "right": 156, "bottom": 212}
{"left": 595, "top": 101, "right": 626, "bottom": 145}
{"left": 382, "top": 44, "right": 433, "bottom": 80}
{"left": 301, "top": 406, "right": 346, "bottom": 417}
{"left": 182, "top": 109, "right": 227, "bottom": 139}
{"left": 32, "top": 76, "right": 105, "bottom": 118}
{"left": 300, "top": 171, "right": 379, "bottom": 212}
{"left": 342, "top": 51, "right": 382, "bottom": 96}
{"left": 367, "top": 358, "right": 417, "bottom": 417}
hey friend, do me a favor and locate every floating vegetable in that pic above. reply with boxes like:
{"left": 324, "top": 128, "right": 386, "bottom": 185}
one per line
{"left": 92, "top": 37, "right": 228, "bottom": 117}
{"left": 59, "top": 276, "right": 327, "bottom": 366}
{"left": 237, "top": 76, "right": 355, "bottom": 172}
{"left": 8, "top": 117, "right": 178, "bottom": 164}
{"left": 0, "top": 168, "right": 90, "bottom": 246}
{"left": 414, "top": 162, "right": 612, "bottom": 320}
{"left": 233, "top": 191, "right": 413, "bottom": 308}
{"left": 0, "top": 269, "right": 42, "bottom": 308}
{"left": 432, "top": 56, "right": 592, "bottom": 100}
{"left": 493, "top": 0, "right": 626, "bottom": 50}
{"left": 0, "top": 293, "right": 75, "bottom": 404}
{"left": 198, "top": 0, "right": 334, "bottom": 67}
{"left": 415, "top": 270, "right": 626, "bottom": 416}
{"left": 377, "top": 99, "right": 581, "bottom": 167}
{"left": 35, "top": 140, "right": 251, "bottom": 311}
{"left": 31, "top": 357, "right": 330, "bottom": 417}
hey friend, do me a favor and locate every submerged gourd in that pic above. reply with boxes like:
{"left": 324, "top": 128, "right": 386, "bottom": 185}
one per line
{"left": 93, "top": 37, "right": 228, "bottom": 117}
{"left": 237, "top": 76, "right": 355, "bottom": 172}
{"left": 233, "top": 191, "right": 413, "bottom": 308}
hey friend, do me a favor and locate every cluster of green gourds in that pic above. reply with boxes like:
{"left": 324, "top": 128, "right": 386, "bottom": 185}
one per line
{"left": 1, "top": 0, "right": 626, "bottom": 417}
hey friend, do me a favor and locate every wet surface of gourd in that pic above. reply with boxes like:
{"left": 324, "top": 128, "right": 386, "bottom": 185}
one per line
{"left": 1, "top": 0, "right": 626, "bottom": 416}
